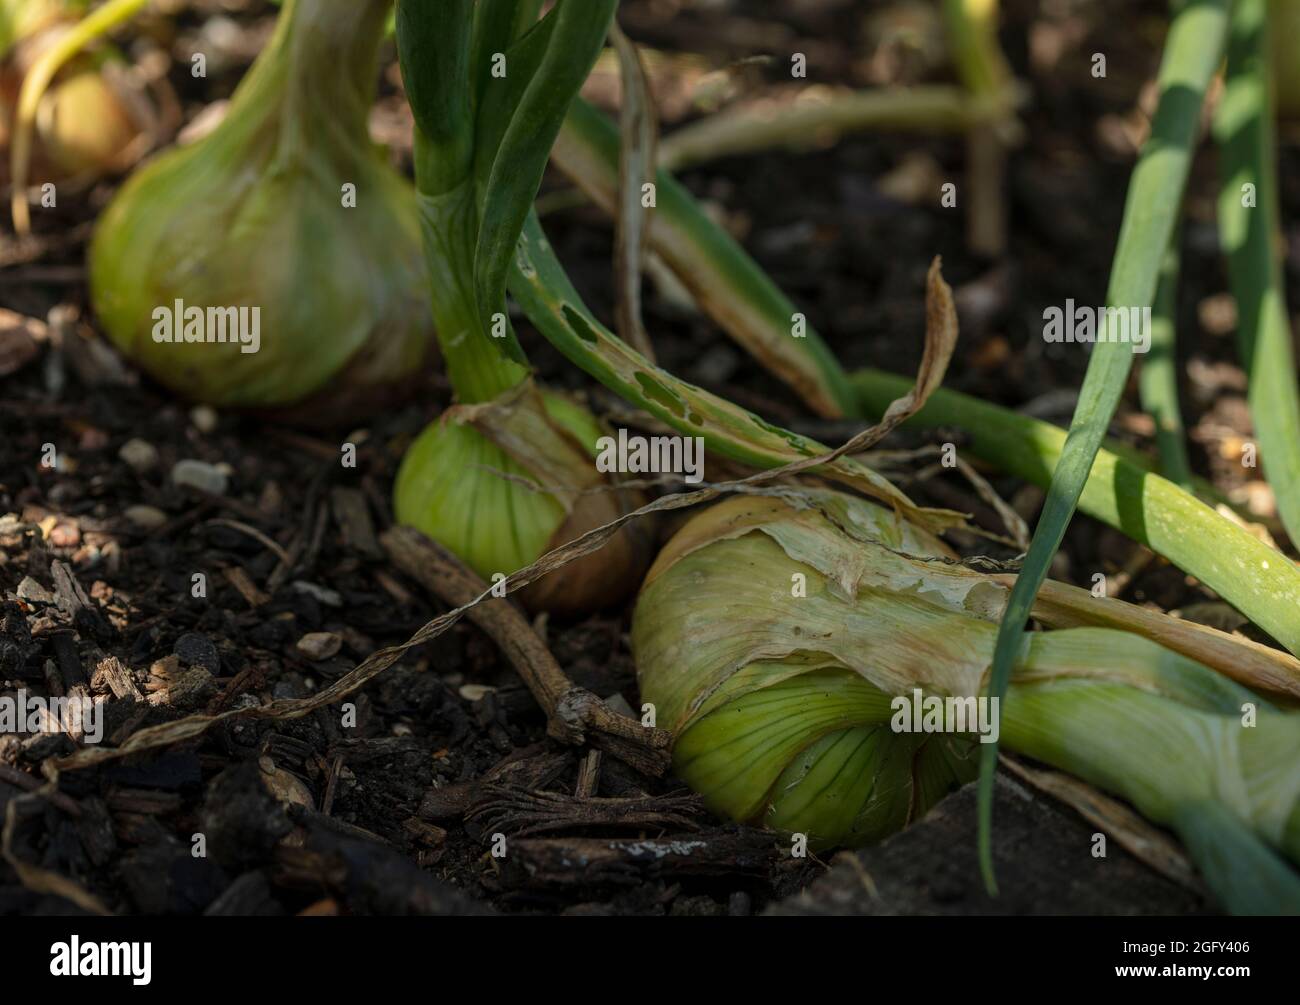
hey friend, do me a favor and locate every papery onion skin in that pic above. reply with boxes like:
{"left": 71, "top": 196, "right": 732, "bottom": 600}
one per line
{"left": 633, "top": 492, "right": 1300, "bottom": 874}
{"left": 633, "top": 496, "right": 976, "bottom": 850}
{"left": 394, "top": 386, "right": 651, "bottom": 618}
{"left": 87, "top": 0, "right": 433, "bottom": 423}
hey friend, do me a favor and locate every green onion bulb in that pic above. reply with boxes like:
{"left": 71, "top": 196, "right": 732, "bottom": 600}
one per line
{"left": 394, "top": 382, "right": 650, "bottom": 618}
{"left": 633, "top": 491, "right": 1300, "bottom": 911}
{"left": 87, "top": 0, "right": 432, "bottom": 423}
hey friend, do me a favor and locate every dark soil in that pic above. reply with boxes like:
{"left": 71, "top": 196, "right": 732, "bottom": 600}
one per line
{"left": 0, "top": 0, "right": 1291, "bottom": 915}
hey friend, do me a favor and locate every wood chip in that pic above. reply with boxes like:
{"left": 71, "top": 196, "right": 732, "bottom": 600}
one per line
{"left": 576, "top": 749, "right": 603, "bottom": 799}
{"left": 92, "top": 656, "right": 143, "bottom": 701}
{"left": 222, "top": 565, "right": 270, "bottom": 608}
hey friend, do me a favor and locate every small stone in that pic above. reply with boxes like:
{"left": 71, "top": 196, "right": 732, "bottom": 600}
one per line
{"left": 16, "top": 576, "right": 54, "bottom": 604}
{"left": 458, "top": 683, "right": 496, "bottom": 702}
{"left": 48, "top": 522, "right": 80, "bottom": 548}
{"left": 290, "top": 580, "right": 342, "bottom": 607}
{"left": 296, "top": 631, "right": 342, "bottom": 661}
{"left": 175, "top": 632, "right": 221, "bottom": 673}
{"left": 172, "top": 459, "right": 228, "bottom": 495}
{"left": 118, "top": 438, "right": 159, "bottom": 475}
{"left": 258, "top": 758, "right": 314, "bottom": 809}
{"left": 124, "top": 504, "right": 167, "bottom": 530}
{"left": 190, "top": 404, "right": 219, "bottom": 434}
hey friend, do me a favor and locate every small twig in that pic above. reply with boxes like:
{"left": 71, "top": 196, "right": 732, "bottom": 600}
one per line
{"left": 954, "top": 457, "right": 1031, "bottom": 552}
{"left": 205, "top": 519, "right": 291, "bottom": 565}
{"left": 576, "top": 749, "right": 602, "bottom": 799}
{"left": 380, "top": 527, "right": 673, "bottom": 776}
{"left": 0, "top": 764, "right": 81, "bottom": 817}
{"left": 321, "top": 755, "right": 345, "bottom": 816}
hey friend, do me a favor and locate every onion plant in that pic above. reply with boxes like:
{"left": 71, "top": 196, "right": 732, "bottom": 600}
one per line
{"left": 540, "top": 0, "right": 1300, "bottom": 895}
{"left": 84, "top": 0, "right": 433, "bottom": 422}
{"left": 391, "top": 0, "right": 658, "bottom": 616}
{"left": 392, "top": 0, "right": 969, "bottom": 617}
{"left": 6, "top": 0, "right": 153, "bottom": 225}
{"left": 57, "top": 0, "right": 1300, "bottom": 909}
{"left": 549, "top": 95, "right": 1300, "bottom": 658}
{"left": 633, "top": 490, "right": 1300, "bottom": 913}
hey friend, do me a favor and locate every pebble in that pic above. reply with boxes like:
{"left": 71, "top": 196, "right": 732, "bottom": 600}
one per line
{"left": 175, "top": 632, "right": 221, "bottom": 673}
{"left": 16, "top": 576, "right": 54, "bottom": 604}
{"left": 48, "top": 522, "right": 80, "bottom": 548}
{"left": 296, "top": 631, "right": 342, "bottom": 661}
{"left": 189, "top": 404, "right": 219, "bottom": 434}
{"left": 458, "top": 683, "right": 496, "bottom": 702}
{"left": 171, "top": 459, "right": 228, "bottom": 495}
{"left": 124, "top": 505, "right": 168, "bottom": 530}
{"left": 118, "top": 438, "right": 159, "bottom": 474}
{"left": 291, "top": 580, "right": 342, "bottom": 607}
{"left": 258, "top": 757, "right": 314, "bottom": 809}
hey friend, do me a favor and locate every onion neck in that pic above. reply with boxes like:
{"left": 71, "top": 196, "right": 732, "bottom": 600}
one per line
{"left": 416, "top": 169, "right": 529, "bottom": 403}
{"left": 229, "top": 0, "right": 391, "bottom": 140}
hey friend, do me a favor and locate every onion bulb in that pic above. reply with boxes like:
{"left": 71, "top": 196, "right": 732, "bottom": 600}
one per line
{"left": 1, "top": 2, "right": 151, "bottom": 188}
{"left": 87, "top": 0, "right": 432, "bottom": 423}
{"left": 394, "top": 381, "right": 650, "bottom": 618}
{"left": 633, "top": 491, "right": 1300, "bottom": 913}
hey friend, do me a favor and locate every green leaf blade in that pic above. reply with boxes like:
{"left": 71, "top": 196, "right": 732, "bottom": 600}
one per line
{"left": 976, "top": 0, "right": 1232, "bottom": 892}
{"left": 473, "top": 0, "right": 618, "bottom": 336}
{"left": 395, "top": 0, "right": 475, "bottom": 194}
{"left": 1213, "top": 0, "right": 1300, "bottom": 547}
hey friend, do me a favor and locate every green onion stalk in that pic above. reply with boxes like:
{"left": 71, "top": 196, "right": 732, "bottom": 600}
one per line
{"left": 548, "top": 94, "right": 1300, "bottom": 659}
{"left": 87, "top": 0, "right": 433, "bottom": 424}
{"left": 633, "top": 490, "right": 1300, "bottom": 914}
{"left": 391, "top": 0, "right": 652, "bottom": 616}
{"left": 1215, "top": 0, "right": 1300, "bottom": 548}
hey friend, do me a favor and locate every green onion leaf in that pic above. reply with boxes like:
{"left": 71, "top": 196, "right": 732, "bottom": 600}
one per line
{"left": 1137, "top": 227, "right": 1194, "bottom": 489}
{"left": 396, "top": 0, "right": 475, "bottom": 194}
{"left": 554, "top": 100, "right": 858, "bottom": 417}
{"left": 510, "top": 211, "right": 962, "bottom": 534}
{"left": 977, "top": 0, "right": 1232, "bottom": 893}
{"left": 473, "top": 0, "right": 618, "bottom": 349}
{"left": 1213, "top": 0, "right": 1300, "bottom": 546}
{"left": 610, "top": 20, "right": 658, "bottom": 362}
